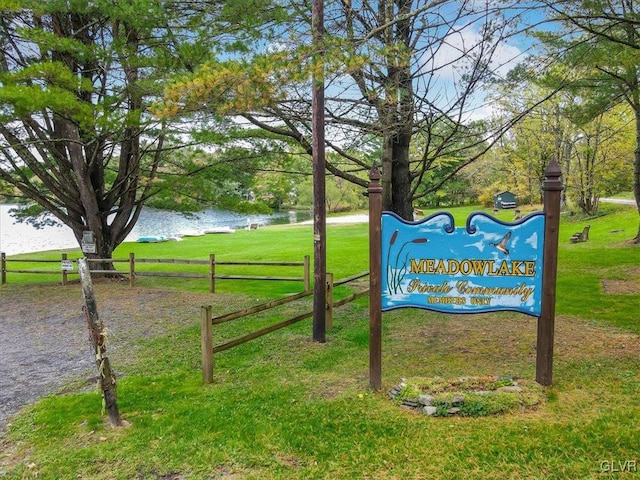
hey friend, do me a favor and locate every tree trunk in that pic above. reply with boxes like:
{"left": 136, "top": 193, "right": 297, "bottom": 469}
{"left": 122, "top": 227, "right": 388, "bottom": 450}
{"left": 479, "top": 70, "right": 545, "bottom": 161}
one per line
{"left": 78, "top": 258, "right": 123, "bottom": 427}
{"left": 72, "top": 227, "right": 117, "bottom": 274}
{"left": 380, "top": 0, "right": 414, "bottom": 221}
{"left": 633, "top": 105, "right": 640, "bottom": 243}
{"left": 381, "top": 132, "right": 415, "bottom": 220}
{"left": 391, "top": 132, "right": 414, "bottom": 220}
{"left": 381, "top": 135, "right": 394, "bottom": 212}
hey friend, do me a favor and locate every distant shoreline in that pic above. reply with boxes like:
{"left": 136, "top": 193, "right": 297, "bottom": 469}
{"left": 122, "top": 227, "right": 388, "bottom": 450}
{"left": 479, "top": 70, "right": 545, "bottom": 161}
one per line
{"left": 297, "top": 213, "right": 369, "bottom": 225}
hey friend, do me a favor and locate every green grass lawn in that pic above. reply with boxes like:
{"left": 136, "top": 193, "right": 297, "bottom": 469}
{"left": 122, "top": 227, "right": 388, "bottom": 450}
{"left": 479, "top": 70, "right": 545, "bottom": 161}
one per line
{"left": 1, "top": 203, "right": 639, "bottom": 479}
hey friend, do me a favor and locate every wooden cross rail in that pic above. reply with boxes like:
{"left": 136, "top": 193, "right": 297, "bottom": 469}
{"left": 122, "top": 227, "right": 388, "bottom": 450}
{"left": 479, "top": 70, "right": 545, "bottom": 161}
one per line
{"left": 201, "top": 271, "right": 370, "bottom": 383}
{"left": 1, "top": 252, "right": 310, "bottom": 292}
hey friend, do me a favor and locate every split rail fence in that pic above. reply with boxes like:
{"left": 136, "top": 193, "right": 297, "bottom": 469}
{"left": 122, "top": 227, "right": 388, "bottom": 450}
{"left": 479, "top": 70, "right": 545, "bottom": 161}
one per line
{"left": 1, "top": 252, "right": 310, "bottom": 293}
{"left": 200, "top": 271, "right": 370, "bottom": 383}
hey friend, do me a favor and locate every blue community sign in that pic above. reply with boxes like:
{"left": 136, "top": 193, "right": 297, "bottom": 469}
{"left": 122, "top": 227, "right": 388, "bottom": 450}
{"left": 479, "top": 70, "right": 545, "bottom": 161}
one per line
{"left": 381, "top": 211, "right": 546, "bottom": 317}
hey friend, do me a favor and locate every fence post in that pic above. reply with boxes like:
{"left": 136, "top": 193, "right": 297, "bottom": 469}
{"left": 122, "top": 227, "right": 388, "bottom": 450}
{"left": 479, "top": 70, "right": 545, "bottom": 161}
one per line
{"left": 326, "top": 273, "right": 334, "bottom": 330}
{"left": 78, "top": 258, "right": 122, "bottom": 427}
{"left": 62, "top": 253, "right": 68, "bottom": 286}
{"left": 304, "top": 255, "right": 310, "bottom": 291}
{"left": 1, "top": 252, "right": 6, "bottom": 284}
{"left": 129, "top": 252, "right": 135, "bottom": 287}
{"left": 209, "top": 254, "right": 216, "bottom": 293}
{"left": 201, "top": 305, "right": 213, "bottom": 384}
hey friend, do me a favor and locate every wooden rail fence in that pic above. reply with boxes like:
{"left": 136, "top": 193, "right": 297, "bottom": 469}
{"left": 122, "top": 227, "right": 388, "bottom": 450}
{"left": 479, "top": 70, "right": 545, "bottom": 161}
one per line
{"left": 1, "top": 252, "right": 310, "bottom": 292}
{"left": 200, "top": 271, "right": 370, "bottom": 383}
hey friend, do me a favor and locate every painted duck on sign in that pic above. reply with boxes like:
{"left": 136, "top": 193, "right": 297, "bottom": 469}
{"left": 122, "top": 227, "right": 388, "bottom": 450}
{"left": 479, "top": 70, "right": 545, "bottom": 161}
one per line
{"left": 490, "top": 231, "right": 512, "bottom": 255}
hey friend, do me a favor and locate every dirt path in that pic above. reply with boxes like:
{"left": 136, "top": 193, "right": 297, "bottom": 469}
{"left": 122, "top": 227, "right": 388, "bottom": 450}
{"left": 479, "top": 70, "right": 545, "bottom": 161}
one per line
{"left": 0, "top": 282, "right": 220, "bottom": 432}
{"left": 600, "top": 197, "right": 636, "bottom": 205}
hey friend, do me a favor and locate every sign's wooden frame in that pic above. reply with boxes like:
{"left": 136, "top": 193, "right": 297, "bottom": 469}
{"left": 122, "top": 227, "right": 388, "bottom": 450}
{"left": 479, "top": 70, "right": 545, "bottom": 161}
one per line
{"left": 368, "top": 160, "right": 562, "bottom": 389}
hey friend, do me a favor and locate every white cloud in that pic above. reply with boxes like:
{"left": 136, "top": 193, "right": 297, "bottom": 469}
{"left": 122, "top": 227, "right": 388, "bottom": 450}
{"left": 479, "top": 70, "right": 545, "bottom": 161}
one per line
{"left": 429, "top": 21, "right": 523, "bottom": 78}
{"left": 421, "top": 22, "right": 523, "bottom": 121}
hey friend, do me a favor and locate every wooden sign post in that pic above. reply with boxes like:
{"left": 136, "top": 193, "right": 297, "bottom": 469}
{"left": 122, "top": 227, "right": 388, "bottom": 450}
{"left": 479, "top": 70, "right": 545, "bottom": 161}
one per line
{"left": 368, "top": 166, "right": 383, "bottom": 390}
{"left": 537, "top": 158, "right": 562, "bottom": 385}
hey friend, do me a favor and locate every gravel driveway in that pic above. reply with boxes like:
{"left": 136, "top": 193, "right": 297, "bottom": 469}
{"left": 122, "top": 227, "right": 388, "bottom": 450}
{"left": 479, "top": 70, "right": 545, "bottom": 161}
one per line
{"left": 0, "top": 282, "right": 218, "bottom": 432}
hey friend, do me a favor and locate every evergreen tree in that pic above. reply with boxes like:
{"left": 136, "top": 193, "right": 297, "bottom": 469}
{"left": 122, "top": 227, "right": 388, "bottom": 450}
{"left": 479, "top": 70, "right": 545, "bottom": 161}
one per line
{"left": 0, "top": 0, "right": 278, "bottom": 261}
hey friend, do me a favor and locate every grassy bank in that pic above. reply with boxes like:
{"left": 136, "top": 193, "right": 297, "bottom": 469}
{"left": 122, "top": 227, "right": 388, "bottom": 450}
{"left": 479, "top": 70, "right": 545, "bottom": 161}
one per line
{"left": 1, "top": 204, "right": 639, "bottom": 479}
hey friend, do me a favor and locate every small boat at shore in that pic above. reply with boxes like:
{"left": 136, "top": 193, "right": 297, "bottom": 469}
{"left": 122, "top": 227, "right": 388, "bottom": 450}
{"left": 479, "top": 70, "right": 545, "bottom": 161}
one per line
{"left": 204, "top": 226, "right": 236, "bottom": 234}
{"left": 137, "top": 235, "right": 168, "bottom": 243}
{"left": 179, "top": 229, "right": 205, "bottom": 237}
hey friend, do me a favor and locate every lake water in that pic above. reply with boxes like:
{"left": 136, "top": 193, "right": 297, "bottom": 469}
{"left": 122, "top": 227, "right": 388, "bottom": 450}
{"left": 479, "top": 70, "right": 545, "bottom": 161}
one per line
{"left": 0, "top": 204, "right": 312, "bottom": 255}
